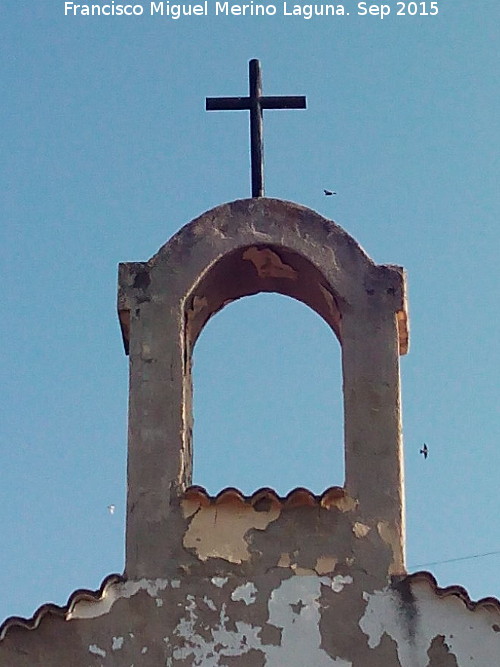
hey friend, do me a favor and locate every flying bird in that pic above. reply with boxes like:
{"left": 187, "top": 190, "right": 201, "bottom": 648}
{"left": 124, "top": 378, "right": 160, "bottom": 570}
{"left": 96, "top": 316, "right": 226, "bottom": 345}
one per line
{"left": 107, "top": 504, "right": 116, "bottom": 515}
{"left": 420, "top": 444, "right": 428, "bottom": 459}
{"left": 324, "top": 189, "right": 336, "bottom": 196}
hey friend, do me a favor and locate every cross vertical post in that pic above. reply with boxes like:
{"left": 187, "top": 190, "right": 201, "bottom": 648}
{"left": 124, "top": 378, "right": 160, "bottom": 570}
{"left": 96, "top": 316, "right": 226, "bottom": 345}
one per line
{"left": 249, "top": 59, "right": 264, "bottom": 197}
{"left": 206, "top": 59, "right": 306, "bottom": 198}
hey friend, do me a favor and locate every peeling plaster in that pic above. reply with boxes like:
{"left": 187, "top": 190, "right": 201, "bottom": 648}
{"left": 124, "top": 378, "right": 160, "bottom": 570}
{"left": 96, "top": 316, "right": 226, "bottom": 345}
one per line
{"left": 377, "top": 521, "right": 404, "bottom": 575}
{"left": 203, "top": 596, "right": 217, "bottom": 611}
{"left": 242, "top": 247, "right": 298, "bottom": 280}
{"left": 44, "top": 561, "right": 496, "bottom": 667}
{"left": 322, "top": 492, "right": 357, "bottom": 513}
{"left": 89, "top": 644, "right": 106, "bottom": 657}
{"left": 360, "top": 583, "right": 500, "bottom": 666}
{"left": 278, "top": 554, "right": 341, "bottom": 578}
{"left": 211, "top": 577, "right": 228, "bottom": 588}
{"left": 112, "top": 636, "right": 124, "bottom": 651}
{"left": 277, "top": 553, "right": 292, "bottom": 568}
{"left": 128, "top": 578, "right": 170, "bottom": 598}
{"left": 353, "top": 522, "right": 370, "bottom": 538}
{"left": 265, "top": 576, "right": 352, "bottom": 666}
{"left": 326, "top": 575, "right": 353, "bottom": 593}
{"left": 315, "top": 556, "right": 338, "bottom": 575}
{"left": 169, "top": 595, "right": 263, "bottom": 666}
{"left": 182, "top": 499, "right": 281, "bottom": 563}
{"left": 278, "top": 555, "right": 341, "bottom": 578}
{"left": 231, "top": 582, "right": 257, "bottom": 605}
{"left": 167, "top": 575, "right": 353, "bottom": 666}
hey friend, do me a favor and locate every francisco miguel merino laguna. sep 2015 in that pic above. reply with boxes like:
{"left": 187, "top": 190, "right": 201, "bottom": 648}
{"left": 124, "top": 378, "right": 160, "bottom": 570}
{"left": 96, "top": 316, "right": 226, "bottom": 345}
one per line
{"left": 64, "top": 2, "right": 438, "bottom": 18}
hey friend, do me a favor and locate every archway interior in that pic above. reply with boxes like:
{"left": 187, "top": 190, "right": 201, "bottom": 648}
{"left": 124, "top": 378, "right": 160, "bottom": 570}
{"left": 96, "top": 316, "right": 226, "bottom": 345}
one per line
{"left": 184, "top": 244, "right": 342, "bottom": 350}
{"left": 187, "top": 245, "right": 345, "bottom": 495}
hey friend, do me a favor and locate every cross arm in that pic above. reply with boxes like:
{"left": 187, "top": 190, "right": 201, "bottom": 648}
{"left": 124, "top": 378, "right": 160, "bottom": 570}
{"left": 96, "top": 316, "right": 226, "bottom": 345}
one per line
{"left": 261, "top": 96, "right": 306, "bottom": 109}
{"left": 206, "top": 97, "right": 251, "bottom": 111}
{"left": 206, "top": 96, "right": 306, "bottom": 111}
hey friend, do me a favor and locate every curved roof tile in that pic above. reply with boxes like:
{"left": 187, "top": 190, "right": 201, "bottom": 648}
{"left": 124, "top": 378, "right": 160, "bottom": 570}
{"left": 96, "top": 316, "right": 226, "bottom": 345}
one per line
{"left": 405, "top": 570, "right": 500, "bottom": 614}
{"left": 183, "top": 485, "right": 348, "bottom": 508}
{"left": 0, "top": 573, "right": 124, "bottom": 641}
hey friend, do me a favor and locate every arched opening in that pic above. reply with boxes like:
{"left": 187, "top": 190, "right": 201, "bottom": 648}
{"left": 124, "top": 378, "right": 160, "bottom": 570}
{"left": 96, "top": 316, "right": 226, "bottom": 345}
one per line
{"left": 192, "top": 293, "right": 344, "bottom": 495}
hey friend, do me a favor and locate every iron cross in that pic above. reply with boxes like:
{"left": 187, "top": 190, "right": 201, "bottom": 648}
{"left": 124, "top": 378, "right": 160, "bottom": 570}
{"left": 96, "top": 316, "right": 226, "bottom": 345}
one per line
{"left": 206, "top": 59, "right": 306, "bottom": 198}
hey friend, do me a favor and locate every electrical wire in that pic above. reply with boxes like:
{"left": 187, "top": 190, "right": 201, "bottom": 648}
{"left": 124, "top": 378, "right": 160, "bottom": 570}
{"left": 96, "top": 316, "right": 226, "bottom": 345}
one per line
{"left": 410, "top": 549, "right": 500, "bottom": 569}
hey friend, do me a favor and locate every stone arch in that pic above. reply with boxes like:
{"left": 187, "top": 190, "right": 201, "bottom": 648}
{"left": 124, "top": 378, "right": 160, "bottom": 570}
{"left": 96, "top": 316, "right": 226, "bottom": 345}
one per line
{"left": 118, "top": 198, "right": 409, "bottom": 577}
{"left": 183, "top": 242, "right": 342, "bottom": 350}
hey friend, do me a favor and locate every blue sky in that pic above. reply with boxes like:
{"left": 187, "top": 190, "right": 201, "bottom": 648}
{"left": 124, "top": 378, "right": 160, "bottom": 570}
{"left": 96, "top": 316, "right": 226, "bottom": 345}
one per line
{"left": 1, "top": 0, "right": 499, "bottom": 624}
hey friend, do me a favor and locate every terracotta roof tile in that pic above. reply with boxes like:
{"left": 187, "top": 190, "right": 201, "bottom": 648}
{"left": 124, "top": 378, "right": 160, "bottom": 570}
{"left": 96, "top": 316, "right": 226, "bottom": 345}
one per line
{"left": 0, "top": 573, "right": 124, "bottom": 641}
{"left": 183, "top": 485, "right": 347, "bottom": 507}
{"left": 405, "top": 570, "right": 500, "bottom": 614}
